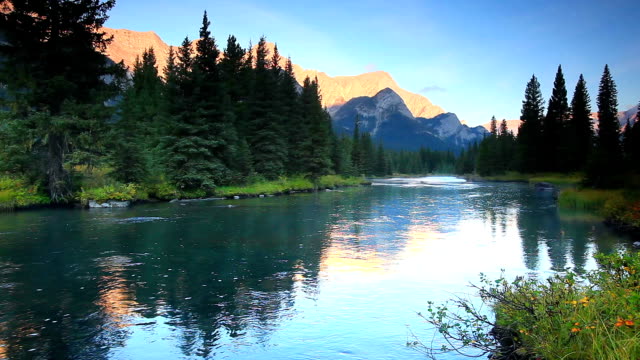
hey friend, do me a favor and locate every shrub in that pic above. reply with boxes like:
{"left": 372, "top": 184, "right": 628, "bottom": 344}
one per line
{"left": 413, "top": 251, "right": 640, "bottom": 360}
{"left": 0, "top": 176, "right": 50, "bottom": 210}
{"left": 78, "top": 183, "right": 139, "bottom": 205}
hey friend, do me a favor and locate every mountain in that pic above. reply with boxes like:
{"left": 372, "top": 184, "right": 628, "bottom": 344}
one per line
{"left": 333, "top": 88, "right": 487, "bottom": 151}
{"left": 102, "top": 28, "right": 444, "bottom": 119}
{"left": 482, "top": 119, "right": 522, "bottom": 136}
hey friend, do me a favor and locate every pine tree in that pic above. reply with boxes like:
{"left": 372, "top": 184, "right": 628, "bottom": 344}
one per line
{"left": 499, "top": 119, "right": 509, "bottom": 136}
{"left": 543, "top": 65, "right": 569, "bottom": 171}
{"left": 0, "top": 0, "right": 119, "bottom": 201}
{"left": 281, "top": 58, "right": 306, "bottom": 174}
{"left": 351, "top": 116, "right": 362, "bottom": 175}
{"left": 588, "top": 65, "right": 621, "bottom": 187}
{"left": 374, "top": 143, "right": 388, "bottom": 177}
{"left": 300, "top": 77, "right": 332, "bottom": 182}
{"left": 247, "top": 37, "right": 287, "bottom": 179}
{"left": 631, "top": 102, "right": 640, "bottom": 173}
{"left": 517, "top": 75, "right": 545, "bottom": 173}
{"left": 567, "top": 74, "right": 593, "bottom": 171}
{"left": 622, "top": 119, "right": 633, "bottom": 157}
{"left": 489, "top": 116, "right": 498, "bottom": 136}
{"left": 110, "top": 48, "right": 163, "bottom": 183}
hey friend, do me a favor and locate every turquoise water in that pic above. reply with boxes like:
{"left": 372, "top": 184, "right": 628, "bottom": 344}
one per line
{"left": 0, "top": 178, "right": 631, "bottom": 359}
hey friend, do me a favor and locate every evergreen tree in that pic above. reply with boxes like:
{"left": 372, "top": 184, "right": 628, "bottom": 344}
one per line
{"left": 588, "top": 65, "right": 621, "bottom": 187}
{"left": 567, "top": 74, "right": 593, "bottom": 171}
{"left": 374, "top": 143, "right": 388, "bottom": 177}
{"left": 300, "top": 77, "right": 332, "bottom": 181}
{"left": 543, "top": 65, "right": 569, "bottom": 171}
{"left": 351, "top": 116, "right": 363, "bottom": 175}
{"left": 622, "top": 119, "right": 633, "bottom": 157}
{"left": 489, "top": 116, "right": 498, "bottom": 136}
{"left": 631, "top": 102, "right": 640, "bottom": 173}
{"left": 110, "top": 48, "right": 162, "bottom": 183}
{"left": 247, "top": 37, "right": 287, "bottom": 179}
{"left": 360, "top": 131, "right": 375, "bottom": 176}
{"left": 499, "top": 119, "right": 509, "bottom": 137}
{"left": 0, "top": 0, "right": 120, "bottom": 201}
{"left": 517, "top": 75, "right": 545, "bottom": 173}
{"left": 163, "top": 31, "right": 227, "bottom": 192}
{"left": 282, "top": 58, "right": 306, "bottom": 174}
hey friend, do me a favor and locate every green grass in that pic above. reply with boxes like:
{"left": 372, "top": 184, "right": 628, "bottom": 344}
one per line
{"left": 480, "top": 172, "right": 584, "bottom": 187}
{"left": 77, "top": 183, "right": 143, "bottom": 205}
{"left": 215, "top": 175, "right": 365, "bottom": 197}
{"left": 420, "top": 251, "right": 640, "bottom": 360}
{"left": 558, "top": 188, "right": 623, "bottom": 213}
{"left": 0, "top": 176, "right": 50, "bottom": 211}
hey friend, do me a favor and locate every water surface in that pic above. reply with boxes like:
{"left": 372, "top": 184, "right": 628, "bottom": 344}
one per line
{"left": 0, "top": 178, "right": 631, "bottom": 359}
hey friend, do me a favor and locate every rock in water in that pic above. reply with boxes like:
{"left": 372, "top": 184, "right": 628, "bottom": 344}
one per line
{"left": 88, "top": 200, "right": 131, "bottom": 208}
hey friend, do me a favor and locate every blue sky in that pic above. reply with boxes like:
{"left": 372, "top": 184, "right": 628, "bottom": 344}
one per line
{"left": 105, "top": 0, "right": 640, "bottom": 126}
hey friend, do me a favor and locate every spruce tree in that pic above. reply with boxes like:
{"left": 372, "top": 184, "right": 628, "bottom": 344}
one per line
{"left": 567, "top": 74, "right": 593, "bottom": 171}
{"left": 0, "top": 0, "right": 119, "bottom": 201}
{"left": 517, "top": 75, "right": 545, "bottom": 173}
{"left": 110, "top": 48, "right": 163, "bottom": 183}
{"left": 301, "top": 77, "right": 332, "bottom": 182}
{"left": 489, "top": 116, "right": 498, "bottom": 136}
{"left": 543, "top": 65, "right": 569, "bottom": 171}
{"left": 622, "top": 119, "right": 633, "bottom": 157}
{"left": 247, "top": 37, "right": 287, "bottom": 179}
{"left": 588, "top": 65, "right": 621, "bottom": 187}
{"left": 351, "top": 116, "right": 362, "bottom": 175}
{"left": 631, "top": 102, "right": 640, "bottom": 173}
{"left": 282, "top": 58, "right": 306, "bottom": 174}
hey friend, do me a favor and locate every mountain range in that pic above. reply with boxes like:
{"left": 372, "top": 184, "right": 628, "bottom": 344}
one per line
{"left": 103, "top": 27, "right": 486, "bottom": 151}
{"left": 332, "top": 88, "right": 487, "bottom": 150}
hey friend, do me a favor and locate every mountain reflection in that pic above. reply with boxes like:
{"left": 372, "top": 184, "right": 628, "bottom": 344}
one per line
{"left": 0, "top": 182, "right": 632, "bottom": 360}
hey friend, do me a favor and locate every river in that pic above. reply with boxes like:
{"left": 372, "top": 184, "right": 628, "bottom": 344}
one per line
{"left": 0, "top": 177, "right": 633, "bottom": 360}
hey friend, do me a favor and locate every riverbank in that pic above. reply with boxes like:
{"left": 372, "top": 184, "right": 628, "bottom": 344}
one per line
{"left": 0, "top": 175, "right": 369, "bottom": 211}
{"left": 465, "top": 171, "right": 583, "bottom": 187}
{"left": 421, "top": 251, "right": 640, "bottom": 360}
{"left": 467, "top": 172, "right": 640, "bottom": 238}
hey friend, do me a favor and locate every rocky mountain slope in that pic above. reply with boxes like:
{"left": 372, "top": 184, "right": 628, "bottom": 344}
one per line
{"left": 332, "top": 88, "right": 487, "bottom": 151}
{"left": 102, "top": 27, "right": 444, "bottom": 119}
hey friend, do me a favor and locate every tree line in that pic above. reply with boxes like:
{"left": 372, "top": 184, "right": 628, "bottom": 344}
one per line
{"left": 0, "top": 2, "right": 349, "bottom": 201}
{"left": 473, "top": 64, "right": 640, "bottom": 187}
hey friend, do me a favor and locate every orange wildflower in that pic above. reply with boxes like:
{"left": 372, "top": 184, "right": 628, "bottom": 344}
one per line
{"left": 571, "top": 327, "right": 581, "bottom": 333}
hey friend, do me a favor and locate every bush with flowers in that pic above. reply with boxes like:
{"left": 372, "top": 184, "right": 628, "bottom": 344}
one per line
{"left": 412, "top": 251, "right": 640, "bottom": 359}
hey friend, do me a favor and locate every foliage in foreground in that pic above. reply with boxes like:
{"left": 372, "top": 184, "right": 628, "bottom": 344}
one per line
{"left": 412, "top": 251, "right": 640, "bottom": 360}
{"left": 0, "top": 177, "right": 50, "bottom": 210}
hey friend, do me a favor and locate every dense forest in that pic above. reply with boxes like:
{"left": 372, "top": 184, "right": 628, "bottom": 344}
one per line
{"left": 472, "top": 65, "right": 640, "bottom": 188}
{"left": 0, "top": 0, "right": 467, "bottom": 207}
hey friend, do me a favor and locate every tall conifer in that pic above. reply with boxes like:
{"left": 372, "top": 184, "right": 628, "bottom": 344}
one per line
{"left": 543, "top": 65, "right": 569, "bottom": 171}
{"left": 567, "top": 74, "right": 593, "bottom": 171}
{"left": 588, "top": 65, "right": 621, "bottom": 186}
{"left": 517, "top": 75, "right": 545, "bottom": 172}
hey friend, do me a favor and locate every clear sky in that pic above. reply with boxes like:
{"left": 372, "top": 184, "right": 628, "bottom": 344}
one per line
{"left": 105, "top": 0, "right": 640, "bottom": 126}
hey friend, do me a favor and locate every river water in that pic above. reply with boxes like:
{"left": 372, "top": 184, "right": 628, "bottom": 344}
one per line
{"left": 0, "top": 178, "right": 633, "bottom": 360}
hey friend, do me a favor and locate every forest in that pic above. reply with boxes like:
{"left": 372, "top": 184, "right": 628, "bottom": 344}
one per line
{"left": 471, "top": 65, "right": 640, "bottom": 188}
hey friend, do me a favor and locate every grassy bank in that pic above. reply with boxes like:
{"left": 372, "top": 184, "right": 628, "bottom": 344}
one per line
{"left": 0, "top": 177, "right": 50, "bottom": 211}
{"left": 214, "top": 175, "right": 366, "bottom": 197}
{"left": 476, "top": 171, "right": 583, "bottom": 187}
{"left": 1, "top": 174, "right": 367, "bottom": 210}
{"left": 559, "top": 188, "right": 640, "bottom": 231}
{"left": 419, "top": 251, "right": 640, "bottom": 360}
